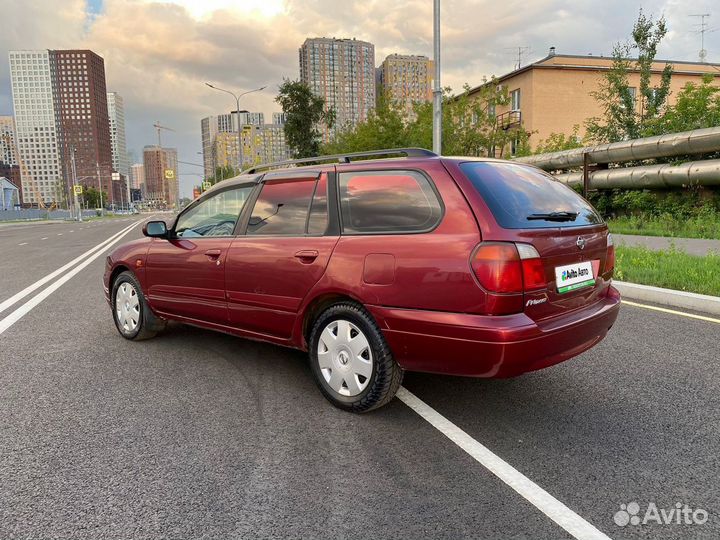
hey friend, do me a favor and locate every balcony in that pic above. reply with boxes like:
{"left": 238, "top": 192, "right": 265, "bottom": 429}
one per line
{"left": 496, "top": 110, "right": 522, "bottom": 130}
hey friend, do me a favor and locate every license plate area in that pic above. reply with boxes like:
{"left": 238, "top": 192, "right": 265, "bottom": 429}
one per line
{"left": 555, "top": 261, "right": 596, "bottom": 294}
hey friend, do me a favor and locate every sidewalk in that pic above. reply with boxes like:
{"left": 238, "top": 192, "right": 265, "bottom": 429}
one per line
{"left": 614, "top": 234, "right": 720, "bottom": 256}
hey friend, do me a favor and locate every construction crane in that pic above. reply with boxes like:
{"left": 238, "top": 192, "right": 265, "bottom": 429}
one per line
{"left": 153, "top": 121, "right": 175, "bottom": 147}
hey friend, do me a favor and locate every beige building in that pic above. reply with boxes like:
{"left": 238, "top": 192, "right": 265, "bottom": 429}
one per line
{"left": 468, "top": 51, "right": 720, "bottom": 151}
{"left": 212, "top": 124, "right": 291, "bottom": 172}
{"left": 130, "top": 163, "right": 145, "bottom": 191}
{"left": 378, "top": 54, "right": 433, "bottom": 116}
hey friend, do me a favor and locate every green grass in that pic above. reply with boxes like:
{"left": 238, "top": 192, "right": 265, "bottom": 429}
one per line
{"left": 607, "top": 214, "right": 720, "bottom": 240}
{"left": 615, "top": 246, "right": 720, "bottom": 297}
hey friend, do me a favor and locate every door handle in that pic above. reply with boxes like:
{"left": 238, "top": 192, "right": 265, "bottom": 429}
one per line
{"left": 204, "top": 249, "right": 222, "bottom": 260}
{"left": 294, "top": 250, "right": 319, "bottom": 264}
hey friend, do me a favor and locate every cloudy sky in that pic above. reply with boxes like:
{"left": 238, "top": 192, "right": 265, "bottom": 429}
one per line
{"left": 1, "top": 0, "right": 719, "bottom": 197}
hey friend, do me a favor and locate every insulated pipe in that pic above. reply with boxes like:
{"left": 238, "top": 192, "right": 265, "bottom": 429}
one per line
{"left": 553, "top": 159, "right": 720, "bottom": 189}
{"left": 516, "top": 127, "right": 720, "bottom": 171}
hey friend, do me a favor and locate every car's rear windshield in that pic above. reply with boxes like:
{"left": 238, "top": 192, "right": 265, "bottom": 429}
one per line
{"left": 459, "top": 161, "right": 603, "bottom": 229}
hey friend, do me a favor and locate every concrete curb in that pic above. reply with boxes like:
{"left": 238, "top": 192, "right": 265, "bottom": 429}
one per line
{"left": 614, "top": 281, "right": 720, "bottom": 316}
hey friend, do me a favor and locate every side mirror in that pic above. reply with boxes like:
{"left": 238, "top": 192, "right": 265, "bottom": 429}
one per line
{"left": 143, "top": 220, "right": 168, "bottom": 238}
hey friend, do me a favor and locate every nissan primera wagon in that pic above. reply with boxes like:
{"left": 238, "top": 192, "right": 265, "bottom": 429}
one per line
{"left": 104, "top": 149, "right": 620, "bottom": 412}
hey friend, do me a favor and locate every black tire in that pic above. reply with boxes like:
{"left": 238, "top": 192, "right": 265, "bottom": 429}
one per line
{"left": 309, "top": 302, "right": 403, "bottom": 413}
{"left": 111, "top": 271, "right": 165, "bottom": 341}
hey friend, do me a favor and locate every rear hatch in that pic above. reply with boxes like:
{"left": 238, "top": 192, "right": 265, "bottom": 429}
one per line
{"left": 456, "top": 161, "right": 613, "bottom": 320}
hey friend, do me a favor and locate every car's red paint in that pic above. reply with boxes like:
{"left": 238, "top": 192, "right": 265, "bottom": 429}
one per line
{"left": 104, "top": 156, "right": 620, "bottom": 378}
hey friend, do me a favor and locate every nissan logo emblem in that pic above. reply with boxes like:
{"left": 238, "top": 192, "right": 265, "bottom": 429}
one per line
{"left": 576, "top": 237, "right": 586, "bottom": 250}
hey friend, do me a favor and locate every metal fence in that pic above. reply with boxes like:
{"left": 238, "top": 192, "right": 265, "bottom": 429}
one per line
{"left": 0, "top": 209, "right": 97, "bottom": 222}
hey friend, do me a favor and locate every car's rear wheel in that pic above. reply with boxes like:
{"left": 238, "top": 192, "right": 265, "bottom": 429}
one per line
{"left": 309, "top": 303, "right": 403, "bottom": 412}
{"left": 111, "top": 271, "right": 165, "bottom": 340}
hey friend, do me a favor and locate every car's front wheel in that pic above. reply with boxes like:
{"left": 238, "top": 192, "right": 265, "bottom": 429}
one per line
{"left": 111, "top": 271, "right": 165, "bottom": 340}
{"left": 309, "top": 303, "right": 403, "bottom": 412}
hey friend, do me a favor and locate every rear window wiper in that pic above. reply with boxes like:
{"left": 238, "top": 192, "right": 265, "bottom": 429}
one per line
{"left": 526, "top": 211, "right": 579, "bottom": 222}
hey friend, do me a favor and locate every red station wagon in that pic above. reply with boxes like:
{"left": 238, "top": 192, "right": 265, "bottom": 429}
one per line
{"left": 104, "top": 149, "right": 620, "bottom": 412}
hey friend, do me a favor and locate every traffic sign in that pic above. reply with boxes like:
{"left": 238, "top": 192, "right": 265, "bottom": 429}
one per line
{"left": 73, "top": 185, "right": 83, "bottom": 195}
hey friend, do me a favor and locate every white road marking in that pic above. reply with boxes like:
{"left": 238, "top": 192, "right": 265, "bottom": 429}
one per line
{"left": 57, "top": 233, "right": 63, "bottom": 236}
{"left": 0, "top": 220, "right": 140, "bottom": 316}
{"left": 69, "top": 230, "right": 74, "bottom": 233}
{"left": 623, "top": 300, "right": 720, "bottom": 325}
{"left": 41, "top": 237, "right": 48, "bottom": 240}
{"left": 0, "top": 220, "right": 145, "bottom": 336}
{"left": 18, "top": 242, "right": 27, "bottom": 246}
{"left": 397, "top": 388, "right": 612, "bottom": 540}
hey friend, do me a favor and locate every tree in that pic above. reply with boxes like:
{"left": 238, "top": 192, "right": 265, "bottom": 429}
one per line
{"left": 647, "top": 75, "right": 720, "bottom": 134}
{"left": 276, "top": 79, "right": 335, "bottom": 158}
{"left": 534, "top": 126, "right": 583, "bottom": 154}
{"left": 323, "top": 81, "right": 529, "bottom": 158}
{"left": 211, "top": 164, "right": 237, "bottom": 184}
{"left": 82, "top": 186, "right": 108, "bottom": 208}
{"left": 322, "top": 92, "right": 408, "bottom": 154}
{"left": 585, "top": 9, "right": 672, "bottom": 143}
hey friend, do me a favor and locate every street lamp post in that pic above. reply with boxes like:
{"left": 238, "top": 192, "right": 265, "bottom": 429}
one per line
{"left": 70, "top": 146, "right": 82, "bottom": 222}
{"left": 96, "top": 162, "right": 104, "bottom": 216}
{"left": 433, "top": 0, "right": 442, "bottom": 155}
{"left": 204, "top": 83, "right": 266, "bottom": 173}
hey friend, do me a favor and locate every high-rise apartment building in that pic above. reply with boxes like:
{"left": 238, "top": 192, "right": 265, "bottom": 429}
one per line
{"left": 299, "top": 37, "right": 376, "bottom": 141}
{"left": 272, "top": 112, "right": 287, "bottom": 125}
{"left": 9, "top": 49, "right": 115, "bottom": 206}
{"left": 378, "top": 54, "right": 433, "bottom": 117}
{"left": 0, "top": 116, "right": 17, "bottom": 166}
{"left": 130, "top": 163, "right": 145, "bottom": 191}
{"left": 52, "top": 50, "right": 114, "bottom": 202}
{"left": 107, "top": 92, "right": 129, "bottom": 178}
{"left": 143, "top": 146, "right": 178, "bottom": 208}
{"left": 8, "top": 50, "right": 62, "bottom": 205}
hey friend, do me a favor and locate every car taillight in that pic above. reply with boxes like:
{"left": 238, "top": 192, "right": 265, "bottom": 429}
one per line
{"left": 516, "top": 243, "right": 546, "bottom": 290}
{"left": 471, "top": 242, "right": 546, "bottom": 293}
{"left": 471, "top": 243, "right": 523, "bottom": 293}
{"left": 606, "top": 233, "right": 615, "bottom": 273}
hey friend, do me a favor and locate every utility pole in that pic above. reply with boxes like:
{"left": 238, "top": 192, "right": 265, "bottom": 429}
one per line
{"left": 71, "top": 146, "right": 82, "bottom": 222}
{"left": 96, "top": 162, "right": 104, "bottom": 216}
{"left": 432, "top": 0, "right": 442, "bottom": 155}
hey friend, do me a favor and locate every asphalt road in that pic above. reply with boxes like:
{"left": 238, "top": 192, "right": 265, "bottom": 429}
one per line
{"left": 1, "top": 218, "right": 718, "bottom": 539}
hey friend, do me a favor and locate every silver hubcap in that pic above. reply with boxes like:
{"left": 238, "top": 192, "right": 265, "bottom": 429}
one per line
{"left": 115, "top": 282, "right": 140, "bottom": 333}
{"left": 317, "top": 319, "right": 373, "bottom": 397}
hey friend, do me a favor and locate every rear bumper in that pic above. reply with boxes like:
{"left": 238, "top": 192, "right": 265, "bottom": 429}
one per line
{"left": 367, "top": 286, "right": 621, "bottom": 378}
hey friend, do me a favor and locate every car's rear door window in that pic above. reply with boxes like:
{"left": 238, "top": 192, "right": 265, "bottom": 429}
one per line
{"left": 459, "top": 162, "right": 603, "bottom": 229}
{"left": 247, "top": 178, "right": 316, "bottom": 235}
{"left": 338, "top": 170, "right": 442, "bottom": 233}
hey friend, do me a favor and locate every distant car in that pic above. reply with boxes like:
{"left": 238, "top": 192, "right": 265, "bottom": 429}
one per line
{"left": 104, "top": 149, "right": 620, "bottom": 412}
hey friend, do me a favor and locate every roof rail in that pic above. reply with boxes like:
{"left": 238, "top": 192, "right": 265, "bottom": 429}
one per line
{"left": 240, "top": 148, "right": 437, "bottom": 174}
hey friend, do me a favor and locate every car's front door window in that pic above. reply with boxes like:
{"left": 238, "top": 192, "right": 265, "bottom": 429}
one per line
{"left": 175, "top": 186, "right": 253, "bottom": 238}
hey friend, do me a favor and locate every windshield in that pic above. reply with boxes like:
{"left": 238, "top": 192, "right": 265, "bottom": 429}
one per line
{"left": 459, "top": 162, "right": 603, "bottom": 229}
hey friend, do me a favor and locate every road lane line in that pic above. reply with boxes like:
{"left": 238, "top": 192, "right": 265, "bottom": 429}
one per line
{"left": 41, "top": 237, "right": 48, "bottom": 240}
{"left": 623, "top": 300, "right": 720, "bottom": 324}
{"left": 0, "top": 220, "right": 144, "bottom": 336}
{"left": 0, "top": 220, "right": 140, "bottom": 315}
{"left": 397, "top": 388, "right": 611, "bottom": 540}
{"left": 18, "top": 242, "right": 27, "bottom": 246}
